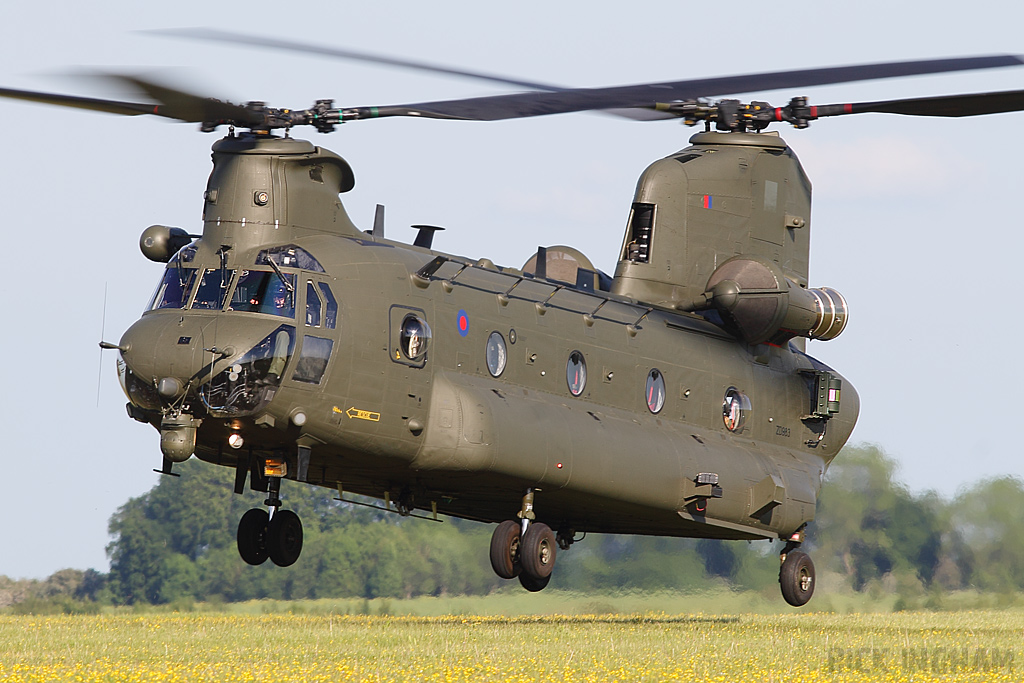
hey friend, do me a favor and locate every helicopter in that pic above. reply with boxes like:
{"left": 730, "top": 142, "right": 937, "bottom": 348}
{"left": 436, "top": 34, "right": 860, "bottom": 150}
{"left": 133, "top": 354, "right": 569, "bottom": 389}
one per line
{"left": 4, "top": 36, "right": 1023, "bottom": 606}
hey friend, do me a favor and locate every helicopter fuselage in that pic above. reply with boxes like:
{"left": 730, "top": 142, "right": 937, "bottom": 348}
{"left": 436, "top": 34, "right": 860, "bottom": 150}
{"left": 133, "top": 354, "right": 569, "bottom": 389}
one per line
{"left": 117, "top": 132, "right": 858, "bottom": 547}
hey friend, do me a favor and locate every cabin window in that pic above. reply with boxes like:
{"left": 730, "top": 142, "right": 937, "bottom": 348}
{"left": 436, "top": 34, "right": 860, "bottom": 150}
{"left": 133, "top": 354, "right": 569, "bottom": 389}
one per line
{"left": 305, "top": 281, "right": 322, "bottom": 327}
{"left": 400, "top": 315, "right": 431, "bottom": 362}
{"left": 646, "top": 369, "right": 666, "bottom": 414}
{"left": 293, "top": 336, "right": 334, "bottom": 384}
{"left": 566, "top": 350, "right": 587, "bottom": 396}
{"left": 319, "top": 283, "right": 338, "bottom": 329}
{"left": 191, "top": 268, "right": 233, "bottom": 310}
{"left": 149, "top": 267, "right": 198, "bottom": 310}
{"left": 229, "top": 270, "right": 296, "bottom": 319}
{"left": 623, "top": 202, "right": 655, "bottom": 263}
{"left": 486, "top": 331, "right": 507, "bottom": 377}
{"left": 723, "top": 387, "right": 751, "bottom": 432}
{"left": 390, "top": 306, "right": 428, "bottom": 368}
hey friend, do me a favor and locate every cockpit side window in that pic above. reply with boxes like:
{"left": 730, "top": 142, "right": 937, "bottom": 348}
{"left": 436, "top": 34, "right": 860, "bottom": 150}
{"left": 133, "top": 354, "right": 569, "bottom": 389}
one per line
{"left": 191, "top": 268, "right": 233, "bottom": 310}
{"left": 230, "top": 270, "right": 296, "bottom": 319}
{"left": 319, "top": 282, "right": 338, "bottom": 330}
{"left": 293, "top": 336, "right": 334, "bottom": 384}
{"left": 149, "top": 267, "right": 198, "bottom": 310}
{"left": 305, "top": 281, "right": 322, "bottom": 327}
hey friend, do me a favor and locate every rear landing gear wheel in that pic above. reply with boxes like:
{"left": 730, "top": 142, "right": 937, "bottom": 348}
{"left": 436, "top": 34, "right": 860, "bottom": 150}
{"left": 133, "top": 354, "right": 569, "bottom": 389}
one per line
{"left": 489, "top": 520, "right": 522, "bottom": 579}
{"left": 521, "top": 522, "right": 556, "bottom": 580}
{"left": 518, "top": 571, "right": 551, "bottom": 592}
{"left": 237, "top": 508, "right": 269, "bottom": 566}
{"left": 267, "top": 509, "right": 303, "bottom": 567}
{"left": 780, "top": 549, "right": 815, "bottom": 606}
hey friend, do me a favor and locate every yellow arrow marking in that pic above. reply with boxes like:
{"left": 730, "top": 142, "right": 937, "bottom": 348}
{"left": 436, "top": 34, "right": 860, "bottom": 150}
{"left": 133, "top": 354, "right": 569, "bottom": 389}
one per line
{"left": 336, "top": 406, "right": 381, "bottom": 422}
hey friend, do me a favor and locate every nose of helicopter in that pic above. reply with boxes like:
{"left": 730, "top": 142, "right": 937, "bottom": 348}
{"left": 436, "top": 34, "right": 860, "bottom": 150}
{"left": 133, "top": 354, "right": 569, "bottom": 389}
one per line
{"left": 118, "top": 313, "right": 223, "bottom": 389}
{"left": 118, "top": 311, "right": 297, "bottom": 418}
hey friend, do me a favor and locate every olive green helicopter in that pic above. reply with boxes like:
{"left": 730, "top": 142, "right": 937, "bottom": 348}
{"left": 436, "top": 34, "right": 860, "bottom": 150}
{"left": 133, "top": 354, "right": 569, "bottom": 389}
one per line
{"left": 4, "top": 34, "right": 1024, "bottom": 606}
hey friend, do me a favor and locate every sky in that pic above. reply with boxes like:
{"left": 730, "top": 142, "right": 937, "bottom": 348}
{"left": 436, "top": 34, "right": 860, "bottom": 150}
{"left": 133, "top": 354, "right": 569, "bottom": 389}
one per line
{"left": 1, "top": 0, "right": 1022, "bottom": 579}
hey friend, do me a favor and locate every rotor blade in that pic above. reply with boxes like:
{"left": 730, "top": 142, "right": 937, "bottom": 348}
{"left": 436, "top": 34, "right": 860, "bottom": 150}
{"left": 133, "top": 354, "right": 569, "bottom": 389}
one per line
{"left": 347, "top": 55, "right": 1024, "bottom": 121}
{"left": 0, "top": 76, "right": 261, "bottom": 126}
{"left": 151, "top": 27, "right": 577, "bottom": 92}
{"left": 848, "top": 89, "right": 1024, "bottom": 117}
{"left": 0, "top": 86, "right": 156, "bottom": 117}
{"left": 150, "top": 27, "right": 676, "bottom": 122}
{"left": 111, "top": 75, "right": 263, "bottom": 125}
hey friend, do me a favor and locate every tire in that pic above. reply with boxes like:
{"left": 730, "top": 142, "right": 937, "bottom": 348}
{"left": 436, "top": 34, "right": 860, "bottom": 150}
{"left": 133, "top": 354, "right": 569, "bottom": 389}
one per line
{"left": 519, "top": 571, "right": 551, "bottom": 592}
{"left": 520, "top": 522, "right": 556, "bottom": 580}
{"left": 779, "top": 550, "right": 815, "bottom": 607}
{"left": 489, "top": 520, "right": 522, "bottom": 579}
{"left": 237, "top": 508, "right": 269, "bottom": 566}
{"left": 267, "top": 509, "right": 304, "bottom": 567}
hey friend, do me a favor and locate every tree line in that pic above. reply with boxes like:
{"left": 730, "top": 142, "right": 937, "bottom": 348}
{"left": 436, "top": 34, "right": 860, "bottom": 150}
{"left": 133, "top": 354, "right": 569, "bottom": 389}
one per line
{"left": 4, "top": 445, "right": 1024, "bottom": 611}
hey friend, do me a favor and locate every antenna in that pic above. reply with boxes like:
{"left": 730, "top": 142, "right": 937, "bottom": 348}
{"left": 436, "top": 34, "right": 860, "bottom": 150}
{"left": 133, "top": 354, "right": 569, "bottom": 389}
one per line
{"left": 412, "top": 224, "right": 445, "bottom": 249}
{"left": 96, "top": 282, "right": 108, "bottom": 408}
{"left": 534, "top": 246, "right": 548, "bottom": 280}
{"left": 372, "top": 204, "right": 385, "bottom": 238}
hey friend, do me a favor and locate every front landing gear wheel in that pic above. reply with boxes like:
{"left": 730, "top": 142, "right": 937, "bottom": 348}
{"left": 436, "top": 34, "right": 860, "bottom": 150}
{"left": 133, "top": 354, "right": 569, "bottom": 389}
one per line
{"left": 521, "top": 522, "right": 556, "bottom": 580}
{"left": 780, "top": 550, "right": 815, "bottom": 606}
{"left": 518, "top": 571, "right": 550, "bottom": 592}
{"left": 237, "top": 508, "right": 269, "bottom": 566}
{"left": 268, "top": 509, "right": 303, "bottom": 567}
{"left": 489, "top": 520, "right": 522, "bottom": 579}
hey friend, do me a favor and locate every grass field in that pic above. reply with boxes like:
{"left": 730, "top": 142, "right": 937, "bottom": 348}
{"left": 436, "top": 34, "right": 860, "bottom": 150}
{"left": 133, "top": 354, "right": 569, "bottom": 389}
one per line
{"left": 1, "top": 594, "right": 1021, "bottom": 682}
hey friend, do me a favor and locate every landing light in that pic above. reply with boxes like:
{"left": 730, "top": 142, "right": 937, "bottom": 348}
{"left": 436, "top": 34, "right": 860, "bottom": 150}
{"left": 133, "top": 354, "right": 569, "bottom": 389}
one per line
{"left": 264, "top": 457, "right": 288, "bottom": 477}
{"left": 228, "top": 433, "right": 244, "bottom": 449}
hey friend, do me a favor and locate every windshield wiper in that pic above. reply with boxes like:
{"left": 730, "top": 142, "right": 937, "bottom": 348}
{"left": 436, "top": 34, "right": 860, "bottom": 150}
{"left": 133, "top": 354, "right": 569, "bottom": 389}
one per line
{"left": 266, "top": 256, "right": 295, "bottom": 306}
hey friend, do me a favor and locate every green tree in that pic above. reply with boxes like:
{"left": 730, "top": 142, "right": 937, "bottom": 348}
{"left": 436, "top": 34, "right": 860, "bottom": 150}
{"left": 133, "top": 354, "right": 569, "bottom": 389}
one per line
{"left": 953, "top": 476, "right": 1024, "bottom": 591}
{"left": 815, "top": 445, "right": 946, "bottom": 591}
{"left": 106, "top": 459, "right": 503, "bottom": 603}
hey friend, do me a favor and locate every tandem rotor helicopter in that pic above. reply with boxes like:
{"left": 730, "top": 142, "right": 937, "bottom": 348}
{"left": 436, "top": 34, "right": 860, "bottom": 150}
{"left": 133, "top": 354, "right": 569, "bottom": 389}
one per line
{"left": 5, "top": 31, "right": 1024, "bottom": 606}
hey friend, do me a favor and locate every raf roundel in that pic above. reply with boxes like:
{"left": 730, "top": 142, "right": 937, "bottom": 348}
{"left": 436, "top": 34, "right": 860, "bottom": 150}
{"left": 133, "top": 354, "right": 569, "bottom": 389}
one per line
{"left": 456, "top": 309, "right": 470, "bottom": 337}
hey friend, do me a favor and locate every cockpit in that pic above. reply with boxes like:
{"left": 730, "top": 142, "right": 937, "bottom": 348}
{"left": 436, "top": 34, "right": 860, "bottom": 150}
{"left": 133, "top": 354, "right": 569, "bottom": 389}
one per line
{"left": 129, "top": 242, "right": 340, "bottom": 419}
{"left": 146, "top": 244, "right": 336, "bottom": 326}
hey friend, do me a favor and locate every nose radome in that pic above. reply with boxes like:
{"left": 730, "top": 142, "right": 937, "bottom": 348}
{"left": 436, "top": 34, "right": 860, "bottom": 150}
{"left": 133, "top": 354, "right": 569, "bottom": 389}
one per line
{"left": 118, "top": 314, "right": 219, "bottom": 386}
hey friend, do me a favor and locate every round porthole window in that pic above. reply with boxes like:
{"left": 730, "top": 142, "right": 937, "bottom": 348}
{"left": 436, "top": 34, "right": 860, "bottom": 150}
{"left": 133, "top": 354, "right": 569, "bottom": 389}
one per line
{"left": 566, "top": 350, "right": 587, "bottom": 396}
{"left": 486, "top": 331, "right": 507, "bottom": 377}
{"left": 400, "top": 315, "right": 431, "bottom": 361}
{"left": 646, "top": 369, "right": 666, "bottom": 414}
{"left": 723, "top": 387, "right": 751, "bottom": 432}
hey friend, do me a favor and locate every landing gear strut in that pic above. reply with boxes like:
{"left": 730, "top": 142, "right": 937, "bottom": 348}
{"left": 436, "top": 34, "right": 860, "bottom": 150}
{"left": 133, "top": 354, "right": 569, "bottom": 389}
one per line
{"left": 489, "top": 488, "right": 558, "bottom": 592}
{"left": 236, "top": 457, "right": 304, "bottom": 567}
{"left": 779, "top": 537, "right": 815, "bottom": 606}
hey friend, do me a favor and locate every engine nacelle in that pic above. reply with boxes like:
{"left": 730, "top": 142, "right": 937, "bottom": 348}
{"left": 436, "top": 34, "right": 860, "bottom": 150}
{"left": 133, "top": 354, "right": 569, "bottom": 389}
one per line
{"left": 699, "top": 256, "right": 847, "bottom": 345}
